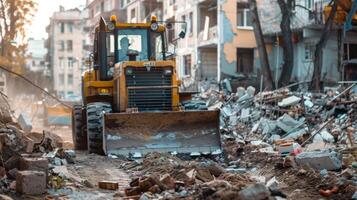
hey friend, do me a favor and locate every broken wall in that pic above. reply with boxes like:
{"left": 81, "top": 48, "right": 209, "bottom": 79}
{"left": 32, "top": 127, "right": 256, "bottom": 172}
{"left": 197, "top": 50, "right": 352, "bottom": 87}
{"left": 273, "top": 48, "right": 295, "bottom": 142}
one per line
{"left": 218, "top": 0, "right": 258, "bottom": 80}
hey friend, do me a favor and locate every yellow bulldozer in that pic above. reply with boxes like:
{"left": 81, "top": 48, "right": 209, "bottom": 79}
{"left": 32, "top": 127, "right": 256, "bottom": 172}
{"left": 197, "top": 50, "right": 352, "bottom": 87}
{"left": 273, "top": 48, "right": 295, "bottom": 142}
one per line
{"left": 72, "top": 15, "right": 221, "bottom": 156}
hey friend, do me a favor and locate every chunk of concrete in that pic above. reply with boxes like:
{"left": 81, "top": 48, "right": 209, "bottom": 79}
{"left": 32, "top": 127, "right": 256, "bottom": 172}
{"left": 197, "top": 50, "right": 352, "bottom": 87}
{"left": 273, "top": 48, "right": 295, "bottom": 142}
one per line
{"left": 16, "top": 170, "right": 46, "bottom": 195}
{"left": 278, "top": 96, "right": 301, "bottom": 107}
{"left": 17, "top": 113, "right": 32, "bottom": 134}
{"left": 19, "top": 157, "right": 48, "bottom": 176}
{"left": 238, "top": 183, "right": 270, "bottom": 200}
{"left": 295, "top": 150, "right": 342, "bottom": 170}
{"left": 277, "top": 114, "right": 304, "bottom": 133}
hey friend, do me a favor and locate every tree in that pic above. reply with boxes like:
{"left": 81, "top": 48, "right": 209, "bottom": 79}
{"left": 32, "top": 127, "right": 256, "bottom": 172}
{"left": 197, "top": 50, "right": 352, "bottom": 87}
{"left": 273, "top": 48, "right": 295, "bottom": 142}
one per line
{"left": 310, "top": 1, "right": 338, "bottom": 91}
{"left": 277, "top": 0, "right": 294, "bottom": 87}
{"left": 0, "top": 0, "right": 36, "bottom": 73}
{"left": 250, "top": 0, "right": 275, "bottom": 90}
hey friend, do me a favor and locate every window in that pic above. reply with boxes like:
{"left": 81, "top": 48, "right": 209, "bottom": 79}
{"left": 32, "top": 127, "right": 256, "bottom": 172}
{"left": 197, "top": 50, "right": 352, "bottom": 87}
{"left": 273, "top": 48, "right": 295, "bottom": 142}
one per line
{"left": 306, "top": 0, "right": 314, "bottom": 9}
{"left": 101, "top": 1, "right": 104, "bottom": 12}
{"left": 236, "top": 48, "right": 254, "bottom": 73}
{"left": 68, "top": 74, "right": 73, "bottom": 85}
{"left": 60, "top": 22, "right": 65, "bottom": 33}
{"left": 117, "top": 29, "right": 148, "bottom": 62}
{"left": 67, "top": 40, "right": 73, "bottom": 51}
{"left": 68, "top": 23, "right": 73, "bottom": 33}
{"left": 183, "top": 55, "right": 191, "bottom": 76}
{"left": 131, "top": 8, "right": 136, "bottom": 22}
{"left": 150, "top": 32, "right": 164, "bottom": 60}
{"left": 304, "top": 44, "right": 314, "bottom": 61}
{"left": 181, "top": 15, "right": 186, "bottom": 30}
{"left": 82, "top": 40, "right": 86, "bottom": 49}
{"left": 68, "top": 57, "right": 74, "bottom": 69}
{"left": 169, "top": 0, "right": 175, "bottom": 6}
{"left": 60, "top": 40, "right": 65, "bottom": 51}
{"left": 59, "top": 57, "right": 64, "bottom": 68}
{"left": 188, "top": 12, "right": 193, "bottom": 35}
{"left": 59, "top": 74, "right": 65, "bottom": 85}
{"left": 237, "top": 3, "right": 252, "bottom": 28}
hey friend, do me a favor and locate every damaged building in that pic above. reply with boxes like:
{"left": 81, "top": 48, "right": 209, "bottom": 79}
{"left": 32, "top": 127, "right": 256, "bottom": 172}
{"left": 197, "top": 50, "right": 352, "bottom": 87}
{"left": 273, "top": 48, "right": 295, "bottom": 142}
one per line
{"left": 257, "top": 0, "right": 357, "bottom": 87}
{"left": 163, "top": 0, "right": 259, "bottom": 90}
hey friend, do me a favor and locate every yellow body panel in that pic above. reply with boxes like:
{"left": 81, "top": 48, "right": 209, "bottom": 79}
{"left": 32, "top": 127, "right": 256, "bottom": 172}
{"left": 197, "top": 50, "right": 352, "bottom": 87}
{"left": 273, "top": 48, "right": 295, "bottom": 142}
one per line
{"left": 113, "top": 60, "right": 179, "bottom": 112}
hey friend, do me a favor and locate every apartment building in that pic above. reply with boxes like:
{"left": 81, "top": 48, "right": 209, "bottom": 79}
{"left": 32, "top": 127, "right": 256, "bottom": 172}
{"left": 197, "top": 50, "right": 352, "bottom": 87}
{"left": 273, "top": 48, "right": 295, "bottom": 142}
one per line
{"left": 124, "top": 0, "right": 162, "bottom": 23}
{"left": 46, "top": 7, "right": 88, "bottom": 99}
{"left": 163, "top": 0, "right": 258, "bottom": 89}
{"left": 257, "top": 0, "right": 357, "bottom": 85}
{"left": 26, "top": 38, "right": 48, "bottom": 74}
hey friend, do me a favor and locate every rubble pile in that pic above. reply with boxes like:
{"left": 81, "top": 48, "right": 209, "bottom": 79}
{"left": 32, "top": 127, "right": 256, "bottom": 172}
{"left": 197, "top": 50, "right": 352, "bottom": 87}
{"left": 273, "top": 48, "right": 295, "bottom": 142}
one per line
{"left": 0, "top": 96, "right": 71, "bottom": 198}
{"left": 118, "top": 153, "right": 283, "bottom": 200}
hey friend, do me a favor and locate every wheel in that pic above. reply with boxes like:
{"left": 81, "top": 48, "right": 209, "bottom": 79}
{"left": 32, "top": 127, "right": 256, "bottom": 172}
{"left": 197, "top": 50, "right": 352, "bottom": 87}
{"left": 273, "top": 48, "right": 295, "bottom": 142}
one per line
{"left": 72, "top": 104, "right": 87, "bottom": 150}
{"left": 86, "top": 102, "right": 112, "bottom": 154}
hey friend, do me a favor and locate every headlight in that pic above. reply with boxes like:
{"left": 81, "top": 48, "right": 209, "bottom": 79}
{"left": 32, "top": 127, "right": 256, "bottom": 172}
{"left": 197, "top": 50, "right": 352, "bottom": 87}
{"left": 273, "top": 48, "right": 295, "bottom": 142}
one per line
{"left": 107, "top": 22, "right": 115, "bottom": 31}
{"left": 150, "top": 23, "right": 158, "bottom": 31}
{"left": 99, "top": 88, "right": 109, "bottom": 94}
{"left": 164, "top": 69, "right": 172, "bottom": 76}
{"left": 126, "top": 68, "right": 133, "bottom": 75}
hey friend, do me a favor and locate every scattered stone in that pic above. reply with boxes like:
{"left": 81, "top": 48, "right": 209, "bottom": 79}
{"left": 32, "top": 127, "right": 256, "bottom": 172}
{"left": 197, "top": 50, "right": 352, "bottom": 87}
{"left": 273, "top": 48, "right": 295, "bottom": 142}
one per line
{"left": 19, "top": 157, "right": 48, "bottom": 175}
{"left": 98, "top": 181, "right": 119, "bottom": 190}
{"left": 295, "top": 150, "right": 342, "bottom": 170}
{"left": 238, "top": 183, "right": 270, "bottom": 200}
{"left": 16, "top": 170, "right": 46, "bottom": 195}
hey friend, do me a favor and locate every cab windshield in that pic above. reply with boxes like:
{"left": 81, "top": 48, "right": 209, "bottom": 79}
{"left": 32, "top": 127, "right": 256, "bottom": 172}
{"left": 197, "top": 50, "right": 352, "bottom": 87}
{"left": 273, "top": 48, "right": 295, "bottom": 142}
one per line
{"left": 116, "top": 29, "right": 165, "bottom": 62}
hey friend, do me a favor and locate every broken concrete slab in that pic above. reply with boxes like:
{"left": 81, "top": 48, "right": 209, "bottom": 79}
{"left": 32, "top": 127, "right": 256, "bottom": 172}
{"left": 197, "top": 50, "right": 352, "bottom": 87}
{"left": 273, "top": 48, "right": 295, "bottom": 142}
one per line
{"left": 238, "top": 183, "right": 270, "bottom": 200}
{"left": 16, "top": 170, "right": 46, "bottom": 195}
{"left": 278, "top": 96, "right": 301, "bottom": 107}
{"left": 276, "top": 114, "right": 304, "bottom": 133}
{"left": 17, "top": 113, "right": 32, "bottom": 134}
{"left": 295, "top": 150, "right": 342, "bottom": 170}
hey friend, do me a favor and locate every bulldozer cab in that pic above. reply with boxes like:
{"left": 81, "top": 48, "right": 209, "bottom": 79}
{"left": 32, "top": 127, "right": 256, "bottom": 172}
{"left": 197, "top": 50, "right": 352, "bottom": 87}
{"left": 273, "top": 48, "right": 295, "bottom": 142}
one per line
{"left": 93, "top": 16, "right": 168, "bottom": 81}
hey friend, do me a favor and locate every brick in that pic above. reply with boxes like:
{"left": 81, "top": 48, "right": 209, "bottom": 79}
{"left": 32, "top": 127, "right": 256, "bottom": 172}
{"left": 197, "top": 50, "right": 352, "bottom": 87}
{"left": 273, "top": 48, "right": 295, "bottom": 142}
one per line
{"left": 124, "top": 186, "right": 142, "bottom": 196}
{"left": 0, "top": 133, "right": 7, "bottom": 151}
{"left": 22, "top": 136, "right": 35, "bottom": 153}
{"left": 16, "top": 170, "right": 46, "bottom": 195}
{"left": 98, "top": 181, "right": 119, "bottom": 190}
{"left": 4, "top": 155, "right": 20, "bottom": 171}
{"left": 0, "top": 167, "right": 5, "bottom": 178}
{"left": 160, "top": 174, "right": 175, "bottom": 190}
{"left": 19, "top": 157, "right": 48, "bottom": 176}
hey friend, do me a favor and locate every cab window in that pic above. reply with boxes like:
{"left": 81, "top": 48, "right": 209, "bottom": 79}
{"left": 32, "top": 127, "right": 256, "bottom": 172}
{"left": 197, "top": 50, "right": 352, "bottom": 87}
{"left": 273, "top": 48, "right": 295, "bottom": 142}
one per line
{"left": 117, "top": 29, "right": 148, "bottom": 62}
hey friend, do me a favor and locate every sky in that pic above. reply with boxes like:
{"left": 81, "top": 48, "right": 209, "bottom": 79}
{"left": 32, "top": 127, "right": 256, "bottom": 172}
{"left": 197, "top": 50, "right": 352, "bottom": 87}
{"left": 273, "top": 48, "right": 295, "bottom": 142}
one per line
{"left": 28, "top": 0, "right": 86, "bottom": 39}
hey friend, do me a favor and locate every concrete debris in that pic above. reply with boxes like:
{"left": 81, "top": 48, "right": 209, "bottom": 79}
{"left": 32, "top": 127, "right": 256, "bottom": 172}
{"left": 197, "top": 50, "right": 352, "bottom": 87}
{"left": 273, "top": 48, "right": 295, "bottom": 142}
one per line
{"left": 17, "top": 113, "right": 32, "bottom": 134}
{"left": 16, "top": 170, "right": 46, "bottom": 195}
{"left": 296, "top": 150, "right": 342, "bottom": 170}
{"left": 278, "top": 95, "right": 301, "bottom": 107}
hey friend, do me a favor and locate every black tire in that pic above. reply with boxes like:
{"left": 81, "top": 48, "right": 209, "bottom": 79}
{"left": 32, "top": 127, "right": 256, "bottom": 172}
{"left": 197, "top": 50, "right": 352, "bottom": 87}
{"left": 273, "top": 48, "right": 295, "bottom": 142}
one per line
{"left": 72, "top": 104, "right": 87, "bottom": 150}
{"left": 86, "top": 102, "right": 112, "bottom": 154}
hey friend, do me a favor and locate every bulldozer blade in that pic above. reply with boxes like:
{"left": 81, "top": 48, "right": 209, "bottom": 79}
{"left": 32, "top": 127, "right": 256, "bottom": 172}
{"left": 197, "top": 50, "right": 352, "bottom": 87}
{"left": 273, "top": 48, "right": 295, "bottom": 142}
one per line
{"left": 103, "top": 110, "right": 221, "bottom": 156}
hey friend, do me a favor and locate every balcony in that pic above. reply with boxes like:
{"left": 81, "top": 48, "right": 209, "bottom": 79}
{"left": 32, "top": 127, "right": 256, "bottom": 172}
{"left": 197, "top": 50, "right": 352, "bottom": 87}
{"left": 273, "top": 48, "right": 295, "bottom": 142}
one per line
{"left": 198, "top": 25, "right": 218, "bottom": 47}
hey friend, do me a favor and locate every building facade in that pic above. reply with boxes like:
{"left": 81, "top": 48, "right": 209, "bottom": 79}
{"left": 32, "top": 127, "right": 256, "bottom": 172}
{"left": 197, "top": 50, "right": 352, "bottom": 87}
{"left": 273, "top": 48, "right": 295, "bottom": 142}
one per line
{"left": 26, "top": 38, "right": 49, "bottom": 74}
{"left": 46, "top": 7, "right": 88, "bottom": 99}
{"left": 163, "top": 0, "right": 258, "bottom": 90}
{"left": 257, "top": 0, "right": 357, "bottom": 86}
{"left": 124, "top": 0, "right": 162, "bottom": 23}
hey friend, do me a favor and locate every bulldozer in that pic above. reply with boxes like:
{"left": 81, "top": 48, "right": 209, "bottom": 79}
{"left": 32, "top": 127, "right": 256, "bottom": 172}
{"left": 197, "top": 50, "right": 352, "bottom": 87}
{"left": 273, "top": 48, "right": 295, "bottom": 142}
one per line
{"left": 72, "top": 15, "right": 221, "bottom": 156}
